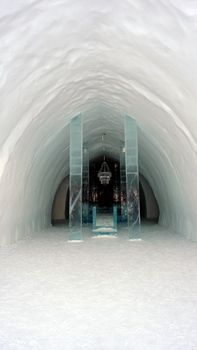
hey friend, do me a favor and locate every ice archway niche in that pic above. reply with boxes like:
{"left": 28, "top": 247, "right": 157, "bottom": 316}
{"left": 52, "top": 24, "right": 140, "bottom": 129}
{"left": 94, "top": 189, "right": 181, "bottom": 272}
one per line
{"left": 0, "top": 0, "right": 197, "bottom": 246}
{"left": 51, "top": 113, "right": 160, "bottom": 238}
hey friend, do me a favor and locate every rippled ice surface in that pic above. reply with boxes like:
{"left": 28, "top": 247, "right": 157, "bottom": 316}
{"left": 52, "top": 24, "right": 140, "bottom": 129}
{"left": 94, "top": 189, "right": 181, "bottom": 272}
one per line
{"left": 0, "top": 223, "right": 197, "bottom": 350}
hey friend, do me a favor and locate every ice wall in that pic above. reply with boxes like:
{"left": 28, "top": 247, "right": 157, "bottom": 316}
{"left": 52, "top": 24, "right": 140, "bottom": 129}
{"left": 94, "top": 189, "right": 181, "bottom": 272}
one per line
{"left": 0, "top": 0, "right": 197, "bottom": 245}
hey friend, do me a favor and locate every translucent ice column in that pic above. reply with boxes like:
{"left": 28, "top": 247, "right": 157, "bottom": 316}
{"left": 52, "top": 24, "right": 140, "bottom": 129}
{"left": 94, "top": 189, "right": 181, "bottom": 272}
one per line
{"left": 69, "top": 115, "right": 83, "bottom": 240}
{"left": 120, "top": 147, "right": 127, "bottom": 222}
{"left": 82, "top": 147, "right": 89, "bottom": 224}
{"left": 124, "top": 115, "right": 141, "bottom": 238}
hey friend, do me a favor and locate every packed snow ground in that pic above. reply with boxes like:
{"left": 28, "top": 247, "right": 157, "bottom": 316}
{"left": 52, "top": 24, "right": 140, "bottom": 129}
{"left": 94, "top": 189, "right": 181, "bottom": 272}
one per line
{"left": 0, "top": 223, "right": 197, "bottom": 350}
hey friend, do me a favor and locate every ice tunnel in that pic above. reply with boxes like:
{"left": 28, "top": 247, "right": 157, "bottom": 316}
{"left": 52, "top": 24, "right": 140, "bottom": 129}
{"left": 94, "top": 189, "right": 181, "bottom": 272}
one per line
{"left": 0, "top": 0, "right": 197, "bottom": 246}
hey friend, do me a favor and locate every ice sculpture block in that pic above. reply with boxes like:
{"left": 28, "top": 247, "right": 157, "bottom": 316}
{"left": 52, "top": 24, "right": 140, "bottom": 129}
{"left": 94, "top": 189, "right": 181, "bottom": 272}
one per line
{"left": 69, "top": 115, "right": 83, "bottom": 240}
{"left": 124, "top": 115, "right": 141, "bottom": 239}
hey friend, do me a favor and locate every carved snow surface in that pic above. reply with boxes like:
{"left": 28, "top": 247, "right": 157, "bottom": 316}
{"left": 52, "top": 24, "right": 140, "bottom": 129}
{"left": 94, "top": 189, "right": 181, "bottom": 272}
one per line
{"left": 0, "top": 225, "right": 197, "bottom": 349}
{"left": 0, "top": 0, "right": 197, "bottom": 245}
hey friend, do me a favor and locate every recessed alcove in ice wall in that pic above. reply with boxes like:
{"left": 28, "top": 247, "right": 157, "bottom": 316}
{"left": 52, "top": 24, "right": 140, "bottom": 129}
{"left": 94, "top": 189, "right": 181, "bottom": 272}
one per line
{"left": 51, "top": 172, "right": 159, "bottom": 225}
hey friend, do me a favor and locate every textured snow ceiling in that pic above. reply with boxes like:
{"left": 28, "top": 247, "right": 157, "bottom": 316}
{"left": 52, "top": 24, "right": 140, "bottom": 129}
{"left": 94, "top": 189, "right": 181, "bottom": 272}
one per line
{"left": 0, "top": 0, "right": 197, "bottom": 245}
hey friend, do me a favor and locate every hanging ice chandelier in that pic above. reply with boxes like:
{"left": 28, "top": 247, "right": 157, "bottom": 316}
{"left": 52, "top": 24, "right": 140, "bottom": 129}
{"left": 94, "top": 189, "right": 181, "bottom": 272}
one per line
{"left": 97, "top": 134, "right": 112, "bottom": 185}
{"left": 98, "top": 157, "right": 112, "bottom": 185}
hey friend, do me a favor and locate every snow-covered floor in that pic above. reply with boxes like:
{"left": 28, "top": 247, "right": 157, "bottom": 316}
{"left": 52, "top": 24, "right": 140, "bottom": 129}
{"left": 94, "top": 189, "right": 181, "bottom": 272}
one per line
{"left": 0, "top": 223, "right": 197, "bottom": 350}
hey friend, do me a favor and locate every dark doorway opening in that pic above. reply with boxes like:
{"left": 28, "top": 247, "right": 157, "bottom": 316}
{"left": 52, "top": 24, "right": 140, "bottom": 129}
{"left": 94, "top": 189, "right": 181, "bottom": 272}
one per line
{"left": 89, "top": 156, "right": 120, "bottom": 208}
{"left": 65, "top": 187, "right": 69, "bottom": 222}
{"left": 139, "top": 182, "right": 146, "bottom": 219}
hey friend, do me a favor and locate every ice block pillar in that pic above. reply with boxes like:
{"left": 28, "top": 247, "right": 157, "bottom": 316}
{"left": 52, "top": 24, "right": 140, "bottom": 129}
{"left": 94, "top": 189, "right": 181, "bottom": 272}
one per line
{"left": 124, "top": 115, "right": 140, "bottom": 239}
{"left": 69, "top": 114, "right": 83, "bottom": 241}
{"left": 120, "top": 147, "right": 127, "bottom": 222}
{"left": 82, "top": 147, "right": 89, "bottom": 224}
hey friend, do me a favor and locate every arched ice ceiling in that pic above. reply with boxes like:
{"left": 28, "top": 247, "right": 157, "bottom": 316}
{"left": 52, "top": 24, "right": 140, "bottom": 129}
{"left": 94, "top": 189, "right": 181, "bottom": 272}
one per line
{"left": 0, "top": 0, "right": 197, "bottom": 245}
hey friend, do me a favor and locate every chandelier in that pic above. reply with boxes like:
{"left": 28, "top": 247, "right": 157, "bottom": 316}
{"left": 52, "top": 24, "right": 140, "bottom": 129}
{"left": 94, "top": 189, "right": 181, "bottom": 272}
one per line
{"left": 98, "top": 156, "right": 112, "bottom": 185}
